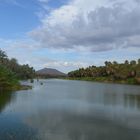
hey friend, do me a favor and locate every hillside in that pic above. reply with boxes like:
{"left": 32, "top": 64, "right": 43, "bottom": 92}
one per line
{"left": 36, "top": 68, "right": 66, "bottom": 78}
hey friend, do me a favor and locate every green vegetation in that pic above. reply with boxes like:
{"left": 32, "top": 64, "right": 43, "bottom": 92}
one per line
{"left": 68, "top": 59, "right": 140, "bottom": 85}
{"left": 0, "top": 49, "right": 35, "bottom": 90}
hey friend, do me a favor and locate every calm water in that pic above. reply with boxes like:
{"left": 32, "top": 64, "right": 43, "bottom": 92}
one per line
{"left": 1, "top": 79, "right": 140, "bottom": 140}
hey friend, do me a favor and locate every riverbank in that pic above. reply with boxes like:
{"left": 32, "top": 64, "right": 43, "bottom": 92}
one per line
{"left": 0, "top": 49, "right": 35, "bottom": 92}
{"left": 0, "top": 74, "right": 32, "bottom": 91}
{"left": 14, "top": 84, "right": 32, "bottom": 91}
{"left": 63, "top": 77, "right": 140, "bottom": 85}
{"left": 0, "top": 84, "right": 32, "bottom": 91}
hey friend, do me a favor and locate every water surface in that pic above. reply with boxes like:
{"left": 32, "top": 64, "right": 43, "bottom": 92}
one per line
{"left": 0, "top": 79, "right": 140, "bottom": 140}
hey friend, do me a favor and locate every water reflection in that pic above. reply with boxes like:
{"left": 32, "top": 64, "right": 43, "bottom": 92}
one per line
{"left": 25, "top": 109, "right": 140, "bottom": 140}
{"left": 22, "top": 80, "right": 140, "bottom": 140}
{"left": 0, "top": 90, "right": 14, "bottom": 113}
{"left": 102, "top": 92, "right": 140, "bottom": 110}
{"left": 124, "top": 94, "right": 140, "bottom": 109}
{"left": 1, "top": 80, "right": 140, "bottom": 140}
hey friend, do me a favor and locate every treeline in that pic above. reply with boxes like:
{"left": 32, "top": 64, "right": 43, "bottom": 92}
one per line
{"left": 0, "top": 49, "right": 35, "bottom": 90}
{"left": 68, "top": 59, "right": 140, "bottom": 85}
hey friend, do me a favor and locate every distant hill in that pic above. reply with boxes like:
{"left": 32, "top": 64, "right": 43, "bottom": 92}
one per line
{"left": 36, "top": 68, "right": 67, "bottom": 78}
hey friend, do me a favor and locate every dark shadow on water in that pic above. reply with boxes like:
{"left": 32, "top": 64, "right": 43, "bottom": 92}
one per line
{"left": 0, "top": 90, "right": 14, "bottom": 113}
{"left": 124, "top": 94, "right": 140, "bottom": 109}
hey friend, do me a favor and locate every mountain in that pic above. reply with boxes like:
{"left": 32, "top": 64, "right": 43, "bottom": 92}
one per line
{"left": 36, "top": 68, "right": 67, "bottom": 78}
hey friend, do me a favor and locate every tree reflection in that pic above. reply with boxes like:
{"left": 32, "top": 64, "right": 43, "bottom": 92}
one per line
{"left": 0, "top": 90, "right": 13, "bottom": 113}
{"left": 124, "top": 94, "right": 140, "bottom": 109}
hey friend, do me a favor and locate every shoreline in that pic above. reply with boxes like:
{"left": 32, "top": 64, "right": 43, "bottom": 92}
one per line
{"left": 16, "top": 84, "right": 32, "bottom": 91}
{"left": 62, "top": 77, "right": 140, "bottom": 86}
{"left": 0, "top": 84, "right": 32, "bottom": 92}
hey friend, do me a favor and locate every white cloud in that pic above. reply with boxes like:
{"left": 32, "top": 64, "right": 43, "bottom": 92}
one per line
{"left": 30, "top": 0, "right": 140, "bottom": 52}
{"left": 1, "top": 0, "right": 140, "bottom": 72}
{"left": 38, "top": 0, "right": 50, "bottom": 2}
{"left": 0, "top": 37, "right": 89, "bottom": 72}
{"left": 36, "top": 56, "right": 89, "bottom": 72}
{"left": 44, "top": 60, "right": 88, "bottom": 68}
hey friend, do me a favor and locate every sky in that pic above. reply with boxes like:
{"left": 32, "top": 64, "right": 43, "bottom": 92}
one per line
{"left": 0, "top": 0, "right": 140, "bottom": 73}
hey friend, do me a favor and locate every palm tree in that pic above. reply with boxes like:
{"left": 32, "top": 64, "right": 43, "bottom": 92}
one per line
{"left": 125, "top": 60, "right": 129, "bottom": 65}
{"left": 130, "top": 60, "right": 136, "bottom": 65}
{"left": 138, "top": 59, "right": 140, "bottom": 65}
{"left": 0, "top": 49, "right": 7, "bottom": 63}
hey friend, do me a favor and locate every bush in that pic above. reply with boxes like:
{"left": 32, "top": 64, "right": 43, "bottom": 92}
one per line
{"left": 0, "top": 65, "right": 19, "bottom": 89}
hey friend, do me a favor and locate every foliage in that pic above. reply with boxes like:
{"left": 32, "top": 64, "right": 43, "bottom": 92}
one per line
{"left": 68, "top": 59, "right": 140, "bottom": 85}
{"left": 0, "top": 65, "right": 19, "bottom": 89}
{"left": 0, "top": 49, "right": 35, "bottom": 90}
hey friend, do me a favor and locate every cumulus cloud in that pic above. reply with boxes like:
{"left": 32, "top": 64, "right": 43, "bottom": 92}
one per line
{"left": 1, "top": 0, "right": 140, "bottom": 72}
{"left": 43, "top": 60, "right": 88, "bottom": 68}
{"left": 36, "top": 56, "right": 89, "bottom": 71}
{"left": 30, "top": 0, "right": 140, "bottom": 52}
{"left": 0, "top": 37, "right": 90, "bottom": 72}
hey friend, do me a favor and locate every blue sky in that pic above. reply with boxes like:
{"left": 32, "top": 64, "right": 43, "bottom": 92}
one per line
{"left": 0, "top": 0, "right": 140, "bottom": 73}
{"left": 0, "top": 0, "right": 39, "bottom": 38}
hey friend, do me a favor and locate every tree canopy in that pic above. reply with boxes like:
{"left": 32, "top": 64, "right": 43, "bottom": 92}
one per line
{"left": 0, "top": 49, "right": 35, "bottom": 90}
{"left": 68, "top": 59, "right": 140, "bottom": 85}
